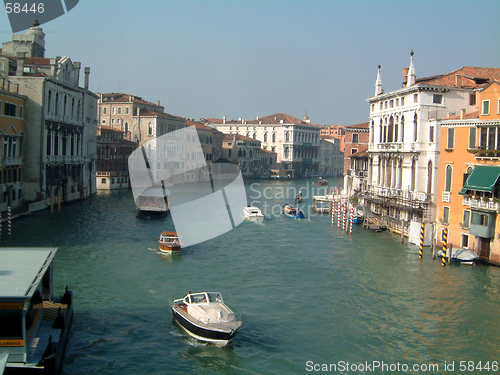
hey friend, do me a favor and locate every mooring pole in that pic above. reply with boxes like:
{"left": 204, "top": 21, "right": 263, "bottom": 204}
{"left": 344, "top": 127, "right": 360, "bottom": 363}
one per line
{"left": 442, "top": 227, "right": 448, "bottom": 267}
{"left": 419, "top": 221, "right": 425, "bottom": 259}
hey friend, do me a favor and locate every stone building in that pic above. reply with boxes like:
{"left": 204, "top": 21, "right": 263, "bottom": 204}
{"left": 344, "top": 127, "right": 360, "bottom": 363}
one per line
{"left": 363, "top": 52, "right": 500, "bottom": 229}
{"left": 343, "top": 122, "right": 369, "bottom": 196}
{"left": 0, "top": 78, "right": 25, "bottom": 210}
{"left": 96, "top": 126, "right": 136, "bottom": 190}
{"left": 97, "top": 93, "right": 185, "bottom": 147}
{"left": 1, "top": 21, "right": 97, "bottom": 203}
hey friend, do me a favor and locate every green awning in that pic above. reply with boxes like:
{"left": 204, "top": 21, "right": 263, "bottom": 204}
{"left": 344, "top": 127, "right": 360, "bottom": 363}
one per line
{"left": 459, "top": 166, "right": 500, "bottom": 195}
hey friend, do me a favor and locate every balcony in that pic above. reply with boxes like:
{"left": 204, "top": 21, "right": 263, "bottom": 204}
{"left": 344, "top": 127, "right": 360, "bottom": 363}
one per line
{"left": 463, "top": 196, "right": 500, "bottom": 212}
{"left": 442, "top": 191, "right": 450, "bottom": 203}
{"left": 2, "top": 156, "right": 22, "bottom": 166}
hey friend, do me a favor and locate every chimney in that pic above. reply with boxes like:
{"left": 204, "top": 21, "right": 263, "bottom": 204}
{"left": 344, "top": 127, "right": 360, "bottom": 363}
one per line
{"left": 73, "top": 62, "right": 81, "bottom": 86}
{"left": 84, "top": 67, "right": 90, "bottom": 90}
{"left": 460, "top": 108, "right": 466, "bottom": 120}
{"left": 16, "top": 52, "right": 26, "bottom": 76}
{"left": 402, "top": 68, "right": 409, "bottom": 87}
{"left": 157, "top": 100, "right": 160, "bottom": 106}
{"left": 223, "top": 115, "right": 226, "bottom": 124}
{"left": 455, "top": 74, "right": 462, "bottom": 88}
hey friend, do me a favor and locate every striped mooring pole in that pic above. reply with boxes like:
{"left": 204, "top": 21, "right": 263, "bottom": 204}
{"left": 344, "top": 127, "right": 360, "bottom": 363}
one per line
{"left": 7, "top": 206, "right": 11, "bottom": 236}
{"left": 419, "top": 222, "right": 425, "bottom": 259}
{"left": 442, "top": 227, "right": 448, "bottom": 267}
{"left": 342, "top": 201, "right": 346, "bottom": 231}
{"left": 349, "top": 202, "right": 354, "bottom": 235}
{"left": 337, "top": 200, "right": 341, "bottom": 228}
{"left": 331, "top": 198, "right": 335, "bottom": 225}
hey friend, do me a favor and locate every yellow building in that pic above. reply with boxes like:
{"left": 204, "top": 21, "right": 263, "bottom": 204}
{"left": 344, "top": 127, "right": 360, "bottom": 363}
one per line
{"left": 437, "top": 80, "right": 500, "bottom": 264}
{"left": 0, "top": 78, "right": 25, "bottom": 210}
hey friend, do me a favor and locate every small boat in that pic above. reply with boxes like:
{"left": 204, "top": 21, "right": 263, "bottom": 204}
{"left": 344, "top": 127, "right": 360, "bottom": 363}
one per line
{"left": 283, "top": 204, "right": 305, "bottom": 219}
{"left": 312, "top": 195, "right": 332, "bottom": 213}
{"left": 316, "top": 179, "right": 328, "bottom": 186}
{"left": 136, "top": 181, "right": 170, "bottom": 218}
{"left": 352, "top": 214, "right": 364, "bottom": 224}
{"left": 243, "top": 205, "right": 264, "bottom": 221}
{"left": 438, "top": 248, "right": 479, "bottom": 265}
{"left": 171, "top": 292, "right": 242, "bottom": 346}
{"left": 159, "top": 231, "right": 182, "bottom": 253}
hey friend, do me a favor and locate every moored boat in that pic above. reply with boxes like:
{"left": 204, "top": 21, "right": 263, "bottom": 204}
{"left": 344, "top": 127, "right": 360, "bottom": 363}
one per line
{"left": 0, "top": 248, "right": 73, "bottom": 375}
{"left": 243, "top": 205, "right": 264, "bottom": 221}
{"left": 283, "top": 204, "right": 305, "bottom": 219}
{"left": 316, "top": 179, "right": 328, "bottom": 186}
{"left": 171, "top": 292, "right": 242, "bottom": 346}
{"left": 438, "top": 248, "right": 480, "bottom": 265}
{"left": 158, "top": 231, "right": 182, "bottom": 253}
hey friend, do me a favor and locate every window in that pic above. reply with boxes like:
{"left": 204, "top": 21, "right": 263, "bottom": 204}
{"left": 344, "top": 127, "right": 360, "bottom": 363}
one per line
{"left": 472, "top": 212, "right": 489, "bottom": 226}
{"left": 101, "top": 178, "right": 107, "bottom": 184}
{"left": 482, "top": 100, "right": 490, "bottom": 115}
{"left": 352, "top": 133, "right": 359, "bottom": 143}
{"left": 413, "top": 114, "right": 418, "bottom": 142}
{"left": 433, "top": 94, "right": 443, "bottom": 104}
{"left": 470, "top": 93, "right": 476, "bottom": 106}
{"left": 462, "top": 210, "right": 471, "bottom": 229}
{"left": 445, "top": 165, "right": 452, "bottom": 192}
{"left": 447, "top": 128, "right": 455, "bottom": 149}
{"left": 103, "top": 107, "right": 107, "bottom": 115}
{"left": 461, "top": 234, "right": 469, "bottom": 248}
{"left": 4, "top": 102, "right": 17, "bottom": 117}
{"left": 469, "top": 127, "right": 476, "bottom": 149}
{"left": 117, "top": 107, "right": 122, "bottom": 115}
{"left": 148, "top": 122, "right": 153, "bottom": 136}
{"left": 413, "top": 94, "right": 418, "bottom": 103}
{"left": 112, "top": 107, "right": 116, "bottom": 115}
{"left": 429, "top": 126, "right": 434, "bottom": 143}
{"left": 351, "top": 148, "right": 358, "bottom": 155}
{"left": 443, "top": 207, "right": 450, "bottom": 224}
{"left": 125, "top": 106, "right": 129, "bottom": 115}
{"left": 19, "top": 105, "right": 23, "bottom": 119}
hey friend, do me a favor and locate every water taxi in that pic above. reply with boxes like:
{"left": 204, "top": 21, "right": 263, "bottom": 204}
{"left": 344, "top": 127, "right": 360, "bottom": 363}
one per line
{"left": 171, "top": 292, "right": 242, "bottom": 346}
{"left": 243, "top": 206, "right": 264, "bottom": 222}
{"left": 0, "top": 248, "right": 73, "bottom": 375}
{"left": 158, "top": 232, "right": 182, "bottom": 253}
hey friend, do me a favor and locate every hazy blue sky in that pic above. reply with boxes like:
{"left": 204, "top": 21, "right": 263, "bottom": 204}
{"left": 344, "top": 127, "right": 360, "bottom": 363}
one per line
{"left": 1, "top": 0, "right": 499, "bottom": 125}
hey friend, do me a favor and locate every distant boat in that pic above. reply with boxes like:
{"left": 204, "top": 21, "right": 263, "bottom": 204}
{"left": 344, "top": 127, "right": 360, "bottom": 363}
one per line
{"left": 171, "top": 291, "right": 242, "bottom": 346}
{"left": 438, "top": 248, "right": 480, "bottom": 265}
{"left": 316, "top": 179, "right": 328, "bottom": 186}
{"left": 283, "top": 204, "right": 305, "bottom": 219}
{"left": 243, "top": 206, "right": 264, "bottom": 222}
{"left": 137, "top": 181, "right": 169, "bottom": 218}
{"left": 158, "top": 231, "right": 182, "bottom": 253}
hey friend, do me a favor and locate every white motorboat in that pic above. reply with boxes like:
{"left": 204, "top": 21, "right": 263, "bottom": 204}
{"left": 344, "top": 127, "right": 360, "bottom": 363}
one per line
{"left": 243, "top": 205, "right": 264, "bottom": 221}
{"left": 438, "top": 248, "right": 480, "bottom": 265}
{"left": 171, "top": 292, "right": 242, "bottom": 346}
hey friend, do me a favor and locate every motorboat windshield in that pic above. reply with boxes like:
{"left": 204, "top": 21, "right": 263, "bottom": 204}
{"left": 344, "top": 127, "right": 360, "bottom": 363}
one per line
{"left": 183, "top": 292, "right": 223, "bottom": 305}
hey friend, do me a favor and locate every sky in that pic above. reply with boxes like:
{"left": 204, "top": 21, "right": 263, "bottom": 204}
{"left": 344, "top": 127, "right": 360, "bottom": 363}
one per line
{"left": 1, "top": 0, "right": 499, "bottom": 126}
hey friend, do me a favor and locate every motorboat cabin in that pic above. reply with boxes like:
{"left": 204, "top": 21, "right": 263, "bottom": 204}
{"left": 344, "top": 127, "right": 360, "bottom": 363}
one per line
{"left": 243, "top": 206, "right": 264, "bottom": 222}
{"left": 158, "top": 232, "right": 182, "bottom": 253}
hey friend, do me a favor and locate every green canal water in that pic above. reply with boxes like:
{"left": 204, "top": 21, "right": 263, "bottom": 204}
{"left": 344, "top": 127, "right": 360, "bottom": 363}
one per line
{"left": 3, "top": 178, "right": 500, "bottom": 374}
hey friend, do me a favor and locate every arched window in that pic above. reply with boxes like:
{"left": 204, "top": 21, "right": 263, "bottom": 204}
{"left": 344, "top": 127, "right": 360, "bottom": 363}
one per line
{"left": 388, "top": 116, "right": 394, "bottom": 142}
{"left": 445, "top": 165, "right": 452, "bottom": 192}
{"left": 264, "top": 133, "right": 268, "bottom": 142}
{"left": 411, "top": 160, "right": 416, "bottom": 191}
{"left": 272, "top": 133, "right": 276, "bottom": 143}
{"left": 148, "top": 122, "right": 153, "bottom": 136}
{"left": 48, "top": 91, "right": 52, "bottom": 113}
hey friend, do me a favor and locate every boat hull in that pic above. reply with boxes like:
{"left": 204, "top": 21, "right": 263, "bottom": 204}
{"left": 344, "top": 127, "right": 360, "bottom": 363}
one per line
{"left": 171, "top": 305, "right": 238, "bottom": 346}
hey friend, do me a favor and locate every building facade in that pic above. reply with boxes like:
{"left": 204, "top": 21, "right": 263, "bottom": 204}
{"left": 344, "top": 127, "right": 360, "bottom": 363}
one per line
{"left": 0, "top": 78, "right": 25, "bottom": 210}
{"left": 363, "top": 53, "right": 500, "bottom": 230}
{"left": 437, "top": 80, "right": 500, "bottom": 265}
{"left": 318, "top": 137, "right": 344, "bottom": 178}
{"left": 97, "top": 93, "right": 186, "bottom": 147}
{"left": 96, "top": 126, "right": 136, "bottom": 190}
{"left": 2, "top": 22, "right": 98, "bottom": 203}
{"left": 206, "top": 113, "right": 321, "bottom": 177}
{"left": 343, "top": 122, "right": 369, "bottom": 197}
{"left": 320, "top": 124, "right": 345, "bottom": 152}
